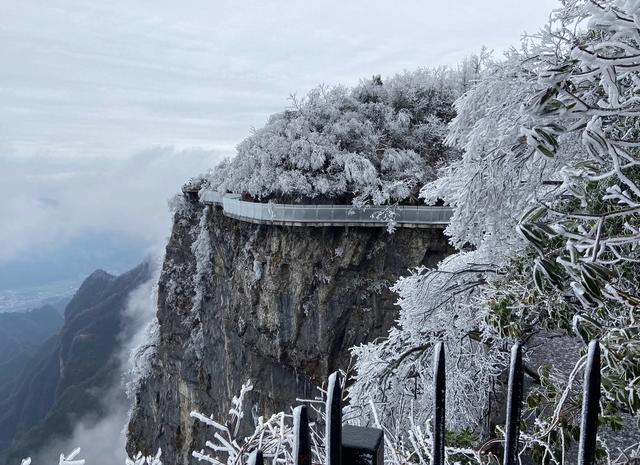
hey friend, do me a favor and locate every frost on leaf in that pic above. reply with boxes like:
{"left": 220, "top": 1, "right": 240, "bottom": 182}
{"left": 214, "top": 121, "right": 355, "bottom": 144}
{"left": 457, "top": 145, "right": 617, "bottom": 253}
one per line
{"left": 352, "top": 0, "right": 640, "bottom": 447}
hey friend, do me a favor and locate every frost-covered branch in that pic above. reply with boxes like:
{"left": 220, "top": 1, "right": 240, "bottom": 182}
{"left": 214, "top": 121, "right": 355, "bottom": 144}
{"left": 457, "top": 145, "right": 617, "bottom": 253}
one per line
{"left": 352, "top": 0, "right": 639, "bottom": 458}
{"left": 18, "top": 449, "right": 163, "bottom": 465}
{"left": 201, "top": 69, "right": 463, "bottom": 207}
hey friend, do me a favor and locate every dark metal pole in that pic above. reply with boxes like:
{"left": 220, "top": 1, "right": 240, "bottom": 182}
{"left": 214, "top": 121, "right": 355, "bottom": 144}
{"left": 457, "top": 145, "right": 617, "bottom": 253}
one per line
{"left": 326, "top": 372, "right": 342, "bottom": 465}
{"left": 578, "top": 340, "right": 601, "bottom": 465}
{"left": 433, "top": 342, "right": 446, "bottom": 465}
{"left": 293, "top": 405, "right": 312, "bottom": 465}
{"left": 503, "top": 343, "right": 524, "bottom": 465}
{"left": 248, "top": 449, "right": 264, "bottom": 465}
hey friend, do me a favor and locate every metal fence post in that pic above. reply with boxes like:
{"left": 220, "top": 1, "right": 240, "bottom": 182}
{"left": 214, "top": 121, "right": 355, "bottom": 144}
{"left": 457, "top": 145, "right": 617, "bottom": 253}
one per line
{"left": 433, "top": 342, "right": 446, "bottom": 465}
{"left": 503, "top": 343, "right": 524, "bottom": 465}
{"left": 293, "top": 405, "right": 311, "bottom": 465}
{"left": 578, "top": 340, "right": 601, "bottom": 465}
{"left": 326, "top": 372, "right": 342, "bottom": 465}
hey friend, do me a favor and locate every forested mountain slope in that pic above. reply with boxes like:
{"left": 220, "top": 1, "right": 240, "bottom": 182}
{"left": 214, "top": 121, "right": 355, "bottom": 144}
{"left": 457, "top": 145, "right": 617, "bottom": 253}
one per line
{"left": 0, "top": 305, "right": 64, "bottom": 403}
{"left": 0, "top": 264, "right": 150, "bottom": 465}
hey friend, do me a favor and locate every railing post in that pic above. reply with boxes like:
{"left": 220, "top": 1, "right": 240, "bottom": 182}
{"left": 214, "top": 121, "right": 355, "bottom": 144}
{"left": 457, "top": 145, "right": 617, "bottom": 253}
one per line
{"left": 578, "top": 340, "right": 601, "bottom": 465}
{"left": 335, "top": 368, "right": 384, "bottom": 465}
{"left": 503, "top": 343, "right": 524, "bottom": 465}
{"left": 293, "top": 405, "right": 311, "bottom": 465}
{"left": 433, "top": 342, "right": 446, "bottom": 465}
{"left": 248, "top": 449, "right": 264, "bottom": 465}
{"left": 326, "top": 372, "right": 342, "bottom": 465}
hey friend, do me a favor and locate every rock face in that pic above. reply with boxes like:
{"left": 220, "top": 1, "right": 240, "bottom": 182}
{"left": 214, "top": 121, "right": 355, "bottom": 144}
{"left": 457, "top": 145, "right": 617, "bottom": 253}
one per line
{"left": 126, "top": 196, "right": 454, "bottom": 464}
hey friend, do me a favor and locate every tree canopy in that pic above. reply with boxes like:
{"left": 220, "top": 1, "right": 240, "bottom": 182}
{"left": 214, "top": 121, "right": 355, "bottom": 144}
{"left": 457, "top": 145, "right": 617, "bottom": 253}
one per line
{"left": 204, "top": 69, "right": 460, "bottom": 206}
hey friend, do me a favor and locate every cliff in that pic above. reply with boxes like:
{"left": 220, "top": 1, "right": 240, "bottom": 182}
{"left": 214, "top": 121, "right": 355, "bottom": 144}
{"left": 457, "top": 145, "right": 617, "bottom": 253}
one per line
{"left": 126, "top": 195, "right": 453, "bottom": 464}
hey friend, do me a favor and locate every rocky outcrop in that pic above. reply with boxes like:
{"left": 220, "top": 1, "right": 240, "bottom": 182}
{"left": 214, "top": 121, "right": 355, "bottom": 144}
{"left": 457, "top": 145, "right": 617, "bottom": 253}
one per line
{"left": 126, "top": 196, "right": 454, "bottom": 464}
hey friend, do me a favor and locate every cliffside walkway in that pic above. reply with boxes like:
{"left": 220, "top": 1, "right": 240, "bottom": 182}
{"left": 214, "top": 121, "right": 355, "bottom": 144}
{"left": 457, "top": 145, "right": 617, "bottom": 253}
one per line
{"left": 199, "top": 190, "right": 453, "bottom": 228}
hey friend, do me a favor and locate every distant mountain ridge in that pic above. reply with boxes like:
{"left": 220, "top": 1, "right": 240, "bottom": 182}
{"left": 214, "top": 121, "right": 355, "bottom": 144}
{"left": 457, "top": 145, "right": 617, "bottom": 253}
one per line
{"left": 0, "top": 263, "right": 150, "bottom": 465}
{"left": 0, "top": 282, "right": 75, "bottom": 314}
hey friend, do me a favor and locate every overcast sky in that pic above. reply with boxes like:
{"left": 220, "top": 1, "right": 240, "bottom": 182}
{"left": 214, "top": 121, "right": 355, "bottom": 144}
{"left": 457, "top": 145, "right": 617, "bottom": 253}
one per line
{"left": 0, "top": 0, "right": 559, "bottom": 282}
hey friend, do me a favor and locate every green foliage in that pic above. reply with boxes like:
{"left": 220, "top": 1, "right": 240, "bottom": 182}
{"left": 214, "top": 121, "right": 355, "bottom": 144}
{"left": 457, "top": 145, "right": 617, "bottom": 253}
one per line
{"left": 445, "top": 427, "right": 478, "bottom": 448}
{"left": 516, "top": 9, "right": 640, "bottom": 418}
{"left": 446, "top": 428, "right": 480, "bottom": 465}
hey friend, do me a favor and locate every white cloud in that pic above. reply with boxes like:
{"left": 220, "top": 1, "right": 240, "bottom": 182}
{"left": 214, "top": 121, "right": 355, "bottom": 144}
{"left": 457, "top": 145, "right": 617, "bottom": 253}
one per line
{"left": 0, "top": 147, "right": 220, "bottom": 263}
{"left": 0, "top": 0, "right": 558, "bottom": 159}
{"left": 33, "top": 396, "right": 130, "bottom": 465}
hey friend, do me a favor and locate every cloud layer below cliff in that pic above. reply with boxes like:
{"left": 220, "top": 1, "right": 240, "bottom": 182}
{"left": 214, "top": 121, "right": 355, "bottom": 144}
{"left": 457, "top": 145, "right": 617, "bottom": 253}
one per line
{"left": 0, "top": 147, "right": 217, "bottom": 277}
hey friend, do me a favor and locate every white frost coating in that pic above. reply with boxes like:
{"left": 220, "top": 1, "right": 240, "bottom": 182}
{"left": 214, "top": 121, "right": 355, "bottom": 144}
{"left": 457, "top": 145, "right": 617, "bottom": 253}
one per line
{"left": 350, "top": 50, "right": 546, "bottom": 429}
{"left": 191, "top": 381, "right": 296, "bottom": 465}
{"left": 204, "top": 69, "right": 462, "bottom": 207}
{"left": 351, "top": 48, "right": 572, "bottom": 431}
{"left": 351, "top": 249, "right": 509, "bottom": 429}
{"left": 190, "top": 412, "right": 228, "bottom": 432}
{"left": 189, "top": 378, "right": 355, "bottom": 464}
{"left": 58, "top": 448, "right": 84, "bottom": 465}
{"left": 191, "top": 206, "right": 212, "bottom": 314}
{"left": 192, "top": 451, "right": 221, "bottom": 465}
{"left": 125, "top": 450, "right": 163, "bottom": 465}
{"left": 168, "top": 192, "right": 188, "bottom": 215}
{"left": 126, "top": 318, "right": 159, "bottom": 399}
{"left": 123, "top": 252, "right": 165, "bottom": 400}
{"left": 253, "top": 259, "right": 263, "bottom": 281}
{"left": 354, "top": 0, "right": 640, "bottom": 446}
{"left": 229, "top": 380, "right": 254, "bottom": 436}
{"left": 292, "top": 406, "right": 303, "bottom": 462}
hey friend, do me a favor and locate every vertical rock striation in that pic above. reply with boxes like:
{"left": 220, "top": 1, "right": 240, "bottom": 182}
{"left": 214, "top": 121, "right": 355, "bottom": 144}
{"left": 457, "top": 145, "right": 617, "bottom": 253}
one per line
{"left": 126, "top": 196, "right": 453, "bottom": 464}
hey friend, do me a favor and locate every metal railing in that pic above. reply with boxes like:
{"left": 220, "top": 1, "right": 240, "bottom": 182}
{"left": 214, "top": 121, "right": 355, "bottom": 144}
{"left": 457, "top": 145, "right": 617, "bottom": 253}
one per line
{"left": 247, "top": 340, "right": 603, "bottom": 465}
{"left": 199, "top": 190, "right": 453, "bottom": 228}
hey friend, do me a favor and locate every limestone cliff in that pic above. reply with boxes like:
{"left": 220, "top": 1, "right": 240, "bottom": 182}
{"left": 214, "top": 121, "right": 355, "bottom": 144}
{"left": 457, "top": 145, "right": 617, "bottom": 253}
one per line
{"left": 126, "top": 194, "right": 453, "bottom": 464}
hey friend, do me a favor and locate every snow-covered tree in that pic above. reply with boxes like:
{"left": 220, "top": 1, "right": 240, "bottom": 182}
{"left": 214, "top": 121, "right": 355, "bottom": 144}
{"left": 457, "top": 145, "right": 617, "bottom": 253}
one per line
{"left": 351, "top": 0, "right": 640, "bottom": 459}
{"left": 204, "top": 69, "right": 459, "bottom": 206}
{"left": 455, "top": 47, "right": 491, "bottom": 94}
{"left": 518, "top": 0, "right": 640, "bottom": 416}
{"left": 349, "top": 48, "right": 542, "bottom": 435}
